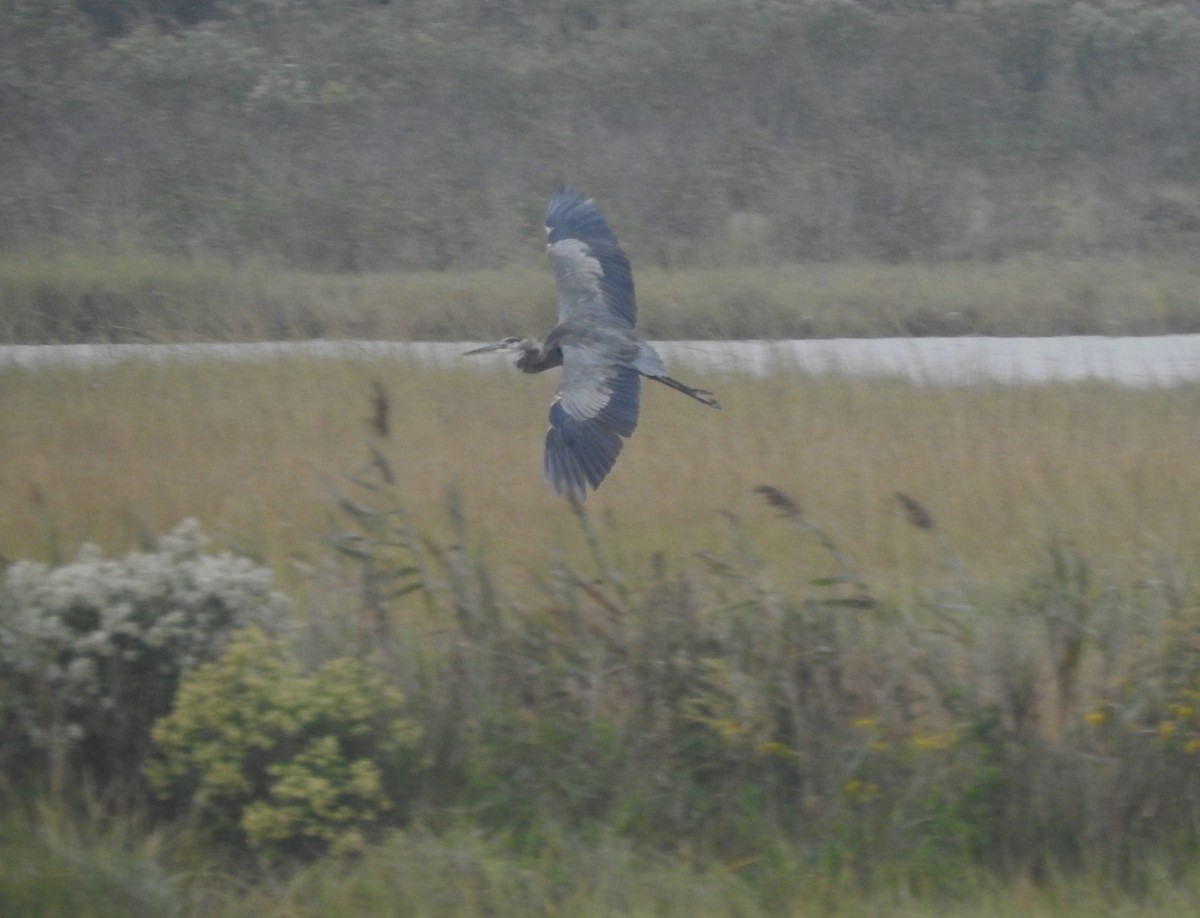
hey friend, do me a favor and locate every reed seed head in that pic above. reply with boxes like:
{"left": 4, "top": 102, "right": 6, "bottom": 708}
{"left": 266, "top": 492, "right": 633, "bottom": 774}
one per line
{"left": 754, "top": 484, "right": 801, "bottom": 519}
{"left": 895, "top": 492, "right": 935, "bottom": 530}
{"left": 370, "top": 379, "right": 390, "bottom": 439}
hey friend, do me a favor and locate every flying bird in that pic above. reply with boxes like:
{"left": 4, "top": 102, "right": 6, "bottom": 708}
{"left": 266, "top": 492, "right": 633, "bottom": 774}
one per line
{"left": 464, "top": 188, "right": 721, "bottom": 500}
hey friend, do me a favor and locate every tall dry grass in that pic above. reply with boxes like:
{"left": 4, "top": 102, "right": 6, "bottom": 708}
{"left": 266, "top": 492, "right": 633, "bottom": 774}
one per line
{"left": 2, "top": 357, "right": 1199, "bottom": 597}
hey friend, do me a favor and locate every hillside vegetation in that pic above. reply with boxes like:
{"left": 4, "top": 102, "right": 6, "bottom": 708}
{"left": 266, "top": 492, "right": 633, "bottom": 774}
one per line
{"left": 5, "top": 0, "right": 1200, "bottom": 276}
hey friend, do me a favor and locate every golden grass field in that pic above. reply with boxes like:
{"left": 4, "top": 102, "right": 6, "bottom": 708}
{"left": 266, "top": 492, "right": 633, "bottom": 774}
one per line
{"left": 4, "top": 355, "right": 1199, "bottom": 598}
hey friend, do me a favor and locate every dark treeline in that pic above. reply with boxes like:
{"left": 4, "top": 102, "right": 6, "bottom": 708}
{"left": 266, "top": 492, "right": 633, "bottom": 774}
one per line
{"left": 4, "top": 0, "right": 1200, "bottom": 270}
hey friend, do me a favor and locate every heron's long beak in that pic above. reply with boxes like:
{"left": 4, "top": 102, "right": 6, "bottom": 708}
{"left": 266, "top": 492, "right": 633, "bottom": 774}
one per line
{"left": 462, "top": 341, "right": 507, "bottom": 356}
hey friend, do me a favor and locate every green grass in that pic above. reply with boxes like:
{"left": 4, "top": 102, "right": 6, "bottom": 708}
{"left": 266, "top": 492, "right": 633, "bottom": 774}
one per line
{"left": 0, "top": 804, "right": 177, "bottom": 918}
{"left": 3, "top": 249, "right": 1200, "bottom": 343}
{"left": 5, "top": 805, "right": 1200, "bottom": 917}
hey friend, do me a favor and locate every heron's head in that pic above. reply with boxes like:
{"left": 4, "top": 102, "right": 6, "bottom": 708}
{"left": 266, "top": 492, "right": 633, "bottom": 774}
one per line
{"left": 462, "top": 336, "right": 528, "bottom": 356}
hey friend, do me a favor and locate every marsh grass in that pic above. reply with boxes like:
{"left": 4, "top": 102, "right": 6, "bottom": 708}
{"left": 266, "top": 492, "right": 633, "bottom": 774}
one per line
{"left": 0, "top": 249, "right": 555, "bottom": 344}
{"left": 3, "top": 358, "right": 1199, "bottom": 598}
{"left": 0, "top": 802, "right": 178, "bottom": 918}
{"left": 5, "top": 488, "right": 1200, "bottom": 914}
{"left": 7, "top": 361, "right": 1200, "bottom": 911}
{"left": 6, "top": 805, "right": 1200, "bottom": 918}
{"left": 166, "top": 835, "right": 1200, "bottom": 918}
{"left": 3, "top": 249, "right": 1200, "bottom": 343}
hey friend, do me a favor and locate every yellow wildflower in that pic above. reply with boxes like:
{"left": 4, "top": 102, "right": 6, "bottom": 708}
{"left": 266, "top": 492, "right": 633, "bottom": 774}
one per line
{"left": 910, "top": 730, "right": 958, "bottom": 752}
{"left": 842, "top": 779, "right": 881, "bottom": 803}
{"left": 757, "top": 741, "right": 792, "bottom": 758}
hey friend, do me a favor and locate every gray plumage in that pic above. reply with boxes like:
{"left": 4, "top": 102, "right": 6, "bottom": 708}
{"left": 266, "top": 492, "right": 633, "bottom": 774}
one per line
{"left": 464, "top": 188, "right": 721, "bottom": 500}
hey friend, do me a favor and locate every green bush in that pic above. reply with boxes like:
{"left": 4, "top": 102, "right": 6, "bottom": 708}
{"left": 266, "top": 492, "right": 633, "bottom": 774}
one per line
{"left": 0, "top": 519, "right": 290, "bottom": 792}
{"left": 145, "top": 627, "right": 423, "bottom": 862}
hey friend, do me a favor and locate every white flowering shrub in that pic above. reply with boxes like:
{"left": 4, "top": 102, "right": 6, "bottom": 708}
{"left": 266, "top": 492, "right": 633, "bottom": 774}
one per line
{"left": 0, "top": 520, "right": 291, "bottom": 788}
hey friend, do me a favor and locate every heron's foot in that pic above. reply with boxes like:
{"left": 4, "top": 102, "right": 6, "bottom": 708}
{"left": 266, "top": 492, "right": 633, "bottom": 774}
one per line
{"left": 653, "top": 373, "right": 724, "bottom": 409}
{"left": 679, "top": 384, "right": 722, "bottom": 410}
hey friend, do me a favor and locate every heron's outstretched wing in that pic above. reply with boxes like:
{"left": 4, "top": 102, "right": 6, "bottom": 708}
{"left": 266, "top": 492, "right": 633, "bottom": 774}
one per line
{"left": 542, "top": 343, "right": 641, "bottom": 500}
{"left": 545, "top": 188, "right": 636, "bottom": 328}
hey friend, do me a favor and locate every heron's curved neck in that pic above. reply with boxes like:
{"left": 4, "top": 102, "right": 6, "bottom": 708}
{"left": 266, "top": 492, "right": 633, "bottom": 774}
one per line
{"left": 515, "top": 339, "right": 562, "bottom": 374}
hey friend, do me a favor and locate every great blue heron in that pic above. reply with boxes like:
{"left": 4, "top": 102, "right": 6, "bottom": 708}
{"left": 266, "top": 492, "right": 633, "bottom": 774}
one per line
{"left": 465, "top": 188, "right": 721, "bottom": 500}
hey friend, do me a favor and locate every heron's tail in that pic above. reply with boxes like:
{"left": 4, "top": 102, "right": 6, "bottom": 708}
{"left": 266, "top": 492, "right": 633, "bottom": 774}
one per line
{"left": 649, "top": 374, "right": 722, "bottom": 410}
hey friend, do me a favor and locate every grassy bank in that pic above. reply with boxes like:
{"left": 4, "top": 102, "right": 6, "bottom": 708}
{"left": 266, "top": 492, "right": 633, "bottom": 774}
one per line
{"left": 3, "top": 250, "right": 1200, "bottom": 343}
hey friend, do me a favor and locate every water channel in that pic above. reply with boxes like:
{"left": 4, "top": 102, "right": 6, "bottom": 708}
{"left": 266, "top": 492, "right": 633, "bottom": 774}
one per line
{"left": 3, "top": 336, "right": 1200, "bottom": 387}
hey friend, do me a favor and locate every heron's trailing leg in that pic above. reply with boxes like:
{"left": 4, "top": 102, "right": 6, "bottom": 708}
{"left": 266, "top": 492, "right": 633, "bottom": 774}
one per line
{"left": 649, "top": 374, "right": 723, "bottom": 410}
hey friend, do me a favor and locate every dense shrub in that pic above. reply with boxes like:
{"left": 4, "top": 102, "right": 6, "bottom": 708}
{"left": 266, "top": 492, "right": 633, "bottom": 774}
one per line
{"left": 145, "top": 627, "right": 423, "bottom": 862}
{"left": 0, "top": 519, "right": 290, "bottom": 791}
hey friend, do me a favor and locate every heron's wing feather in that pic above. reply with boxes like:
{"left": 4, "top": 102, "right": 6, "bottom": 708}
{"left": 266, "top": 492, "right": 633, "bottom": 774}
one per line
{"left": 545, "top": 188, "right": 636, "bottom": 328}
{"left": 542, "top": 344, "right": 640, "bottom": 500}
